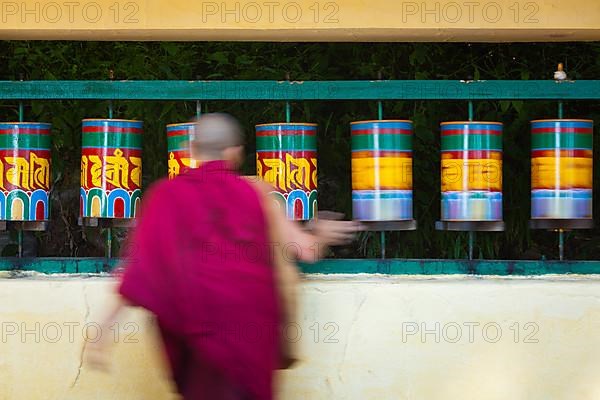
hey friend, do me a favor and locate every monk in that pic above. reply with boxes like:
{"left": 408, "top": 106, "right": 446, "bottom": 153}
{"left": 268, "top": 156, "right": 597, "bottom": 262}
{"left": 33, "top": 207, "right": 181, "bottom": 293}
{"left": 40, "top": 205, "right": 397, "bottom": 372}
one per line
{"left": 87, "top": 113, "right": 360, "bottom": 400}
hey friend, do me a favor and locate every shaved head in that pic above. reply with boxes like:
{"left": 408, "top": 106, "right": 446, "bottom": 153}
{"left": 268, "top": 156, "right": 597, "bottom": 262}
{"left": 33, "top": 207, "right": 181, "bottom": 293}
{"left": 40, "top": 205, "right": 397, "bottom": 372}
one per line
{"left": 192, "top": 113, "right": 245, "bottom": 161}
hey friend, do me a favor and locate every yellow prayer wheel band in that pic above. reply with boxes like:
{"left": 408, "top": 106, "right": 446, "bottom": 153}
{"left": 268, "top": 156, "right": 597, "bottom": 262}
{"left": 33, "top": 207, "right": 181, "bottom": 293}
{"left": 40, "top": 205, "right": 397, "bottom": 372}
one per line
{"left": 531, "top": 157, "right": 593, "bottom": 190}
{"left": 352, "top": 157, "right": 412, "bottom": 190}
{"left": 441, "top": 159, "right": 502, "bottom": 192}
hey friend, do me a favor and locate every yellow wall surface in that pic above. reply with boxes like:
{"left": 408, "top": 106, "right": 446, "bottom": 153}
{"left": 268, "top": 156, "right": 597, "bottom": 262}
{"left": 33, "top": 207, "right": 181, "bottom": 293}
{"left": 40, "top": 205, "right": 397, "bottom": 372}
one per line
{"left": 0, "top": 0, "right": 599, "bottom": 41}
{"left": 1, "top": 273, "right": 600, "bottom": 399}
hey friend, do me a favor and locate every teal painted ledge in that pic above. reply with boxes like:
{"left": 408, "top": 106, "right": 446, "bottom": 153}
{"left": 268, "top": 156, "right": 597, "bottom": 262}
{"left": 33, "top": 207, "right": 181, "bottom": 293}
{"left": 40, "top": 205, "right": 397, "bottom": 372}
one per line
{"left": 0, "top": 258, "right": 118, "bottom": 274}
{"left": 1, "top": 80, "right": 600, "bottom": 100}
{"left": 0, "top": 258, "right": 600, "bottom": 275}
{"left": 300, "top": 259, "right": 600, "bottom": 275}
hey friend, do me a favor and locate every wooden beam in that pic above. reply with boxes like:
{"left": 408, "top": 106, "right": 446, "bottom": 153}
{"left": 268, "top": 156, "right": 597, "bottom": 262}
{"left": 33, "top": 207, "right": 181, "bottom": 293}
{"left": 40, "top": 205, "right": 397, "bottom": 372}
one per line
{"left": 0, "top": 0, "right": 599, "bottom": 41}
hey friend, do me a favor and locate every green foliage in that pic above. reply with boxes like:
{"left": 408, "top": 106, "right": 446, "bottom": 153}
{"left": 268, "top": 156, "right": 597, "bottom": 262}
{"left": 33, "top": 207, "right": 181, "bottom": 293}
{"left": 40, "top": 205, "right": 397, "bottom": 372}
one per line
{"left": 0, "top": 41, "right": 599, "bottom": 259}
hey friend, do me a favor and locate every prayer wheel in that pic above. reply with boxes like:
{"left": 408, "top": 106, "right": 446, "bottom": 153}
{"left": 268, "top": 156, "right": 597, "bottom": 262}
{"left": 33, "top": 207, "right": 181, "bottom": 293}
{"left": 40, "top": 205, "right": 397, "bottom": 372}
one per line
{"left": 0, "top": 122, "right": 51, "bottom": 221}
{"left": 440, "top": 121, "right": 503, "bottom": 221}
{"left": 167, "top": 122, "right": 199, "bottom": 179}
{"left": 351, "top": 120, "right": 413, "bottom": 221}
{"left": 531, "top": 119, "right": 593, "bottom": 221}
{"left": 80, "top": 119, "right": 142, "bottom": 219}
{"left": 256, "top": 122, "right": 317, "bottom": 220}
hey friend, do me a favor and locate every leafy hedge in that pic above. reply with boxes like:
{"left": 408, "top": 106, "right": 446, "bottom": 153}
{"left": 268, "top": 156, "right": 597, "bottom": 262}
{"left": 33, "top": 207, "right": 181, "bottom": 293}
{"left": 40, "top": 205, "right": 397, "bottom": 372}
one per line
{"left": 0, "top": 41, "right": 599, "bottom": 259}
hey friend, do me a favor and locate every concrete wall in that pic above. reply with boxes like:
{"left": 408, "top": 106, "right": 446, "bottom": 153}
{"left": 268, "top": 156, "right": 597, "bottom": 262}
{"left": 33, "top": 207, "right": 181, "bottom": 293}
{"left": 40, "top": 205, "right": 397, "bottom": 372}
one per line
{"left": 1, "top": 273, "right": 600, "bottom": 399}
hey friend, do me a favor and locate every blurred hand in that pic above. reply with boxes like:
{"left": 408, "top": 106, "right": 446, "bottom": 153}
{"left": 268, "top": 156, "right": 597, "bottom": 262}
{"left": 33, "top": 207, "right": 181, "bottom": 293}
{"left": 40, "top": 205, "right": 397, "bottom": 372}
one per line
{"left": 85, "top": 298, "right": 129, "bottom": 373}
{"left": 85, "top": 326, "right": 113, "bottom": 372}
{"left": 310, "top": 219, "right": 363, "bottom": 246}
{"left": 306, "top": 212, "right": 364, "bottom": 247}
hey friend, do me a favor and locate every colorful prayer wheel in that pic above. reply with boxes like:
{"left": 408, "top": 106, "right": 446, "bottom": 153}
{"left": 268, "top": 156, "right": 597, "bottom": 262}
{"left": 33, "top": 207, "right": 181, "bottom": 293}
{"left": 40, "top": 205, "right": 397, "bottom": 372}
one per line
{"left": 441, "top": 121, "right": 503, "bottom": 221}
{"left": 0, "top": 122, "right": 51, "bottom": 221}
{"left": 531, "top": 119, "right": 593, "bottom": 220}
{"left": 167, "top": 122, "right": 199, "bottom": 179}
{"left": 256, "top": 123, "right": 317, "bottom": 220}
{"left": 80, "top": 119, "right": 142, "bottom": 219}
{"left": 351, "top": 120, "right": 413, "bottom": 221}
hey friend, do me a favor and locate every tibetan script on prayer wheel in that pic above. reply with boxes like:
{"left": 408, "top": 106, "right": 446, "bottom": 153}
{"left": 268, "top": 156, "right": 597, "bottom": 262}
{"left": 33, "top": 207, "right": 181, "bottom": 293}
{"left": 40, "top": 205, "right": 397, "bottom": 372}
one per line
{"left": 256, "top": 122, "right": 317, "bottom": 221}
{"left": 80, "top": 119, "right": 142, "bottom": 219}
{"left": 0, "top": 122, "right": 51, "bottom": 221}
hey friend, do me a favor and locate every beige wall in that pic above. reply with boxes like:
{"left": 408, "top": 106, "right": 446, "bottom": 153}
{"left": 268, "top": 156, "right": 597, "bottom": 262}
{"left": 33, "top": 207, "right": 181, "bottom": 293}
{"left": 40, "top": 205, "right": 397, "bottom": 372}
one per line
{"left": 1, "top": 0, "right": 600, "bottom": 41}
{"left": 1, "top": 273, "right": 600, "bottom": 399}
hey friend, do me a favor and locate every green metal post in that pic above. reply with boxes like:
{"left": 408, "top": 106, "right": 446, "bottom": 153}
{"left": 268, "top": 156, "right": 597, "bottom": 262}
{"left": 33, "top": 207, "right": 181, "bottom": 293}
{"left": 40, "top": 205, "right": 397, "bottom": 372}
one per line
{"left": 377, "top": 80, "right": 385, "bottom": 258}
{"left": 106, "top": 91, "right": 113, "bottom": 259}
{"left": 559, "top": 229, "right": 564, "bottom": 261}
{"left": 107, "top": 227, "right": 112, "bottom": 259}
{"left": 558, "top": 101, "right": 564, "bottom": 119}
{"left": 17, "top": 98, "right": 24, "bottom": 257}
{"left": 285, "top": 72, "right": 291, "bottom": 123}
{"left": 467, "top": 101, "right": 474, "bottom": 260}
{"left": 558, "top": 100, "right": 564, "bottom": 261}
{"left": 196, "top": 100, "right": 202, "bottom": 119}
{"left": 468, "top": 231, "right": 474, "bottom": 260}
{"left": 108, "top": 70, "right": 114, "bottom": 119}
{"left": 377, "top": 105, "right": 385, "bottom": 257}
{"left": 17, "top": 230, "right": 23, "bottom": 258}
{"left": 468, "top": 101, "right": 474, "bottom": 121}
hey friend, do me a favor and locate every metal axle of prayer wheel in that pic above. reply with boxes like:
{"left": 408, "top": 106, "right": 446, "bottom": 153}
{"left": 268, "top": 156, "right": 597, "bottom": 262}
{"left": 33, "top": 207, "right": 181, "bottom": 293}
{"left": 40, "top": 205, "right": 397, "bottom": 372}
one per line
{"left": 79, "top": 74, "right": 142, "bottom": 259}
{"left": 350, "top": 71, "right": 417, "bottom": 259}
{"left": 256, "top": 76, "right": 318, "bottom": 221}
{"left": 435, "top": 98, "right": 505, "bottom": 260}
{"left": 0, "top": 81, "right": 52, "bottom": 257}
{"left": 529, "top": 63, "right": 594, "bottom": 261}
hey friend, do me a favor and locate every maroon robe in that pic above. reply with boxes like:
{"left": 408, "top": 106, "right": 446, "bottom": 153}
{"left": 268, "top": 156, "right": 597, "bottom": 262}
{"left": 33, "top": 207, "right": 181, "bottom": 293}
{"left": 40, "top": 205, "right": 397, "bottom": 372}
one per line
{"left": 117, "top": 160, "right": 280, "bottom": 400}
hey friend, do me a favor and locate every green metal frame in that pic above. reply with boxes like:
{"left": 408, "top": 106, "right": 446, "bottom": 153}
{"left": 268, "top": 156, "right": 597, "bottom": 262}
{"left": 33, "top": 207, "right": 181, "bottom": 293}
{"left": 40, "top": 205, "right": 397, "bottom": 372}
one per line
{"left": 1, "top": 80, "right": 600, "bottom": 100}
{"left": 1, "top": 258, "right": 600, "bottom": 275}
{"left": 1, "top": 79, "right": 599, "bottom": 275}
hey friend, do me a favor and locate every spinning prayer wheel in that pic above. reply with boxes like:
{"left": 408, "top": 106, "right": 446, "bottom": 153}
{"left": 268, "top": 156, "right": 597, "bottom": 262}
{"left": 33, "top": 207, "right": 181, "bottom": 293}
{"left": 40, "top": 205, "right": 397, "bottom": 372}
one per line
{"left": 351, "top": 120, "right": 413, "bottom": 221}
{"left": 167, "top": 122, "right": 199, "bottom": 179}
{"left": 440, "top": 121, "right": 503, "bottom": 222}
{"left": 531, "top": 119, "right": 593, "bottom": 223}
{"left": 80, "top": 119, "right": 142, "bottom": 219}
{"left": 0, "top": 122, "right": 51, "bottom": 221}
{"left": 256, "top": 122, "right": 317, "bottom": 220}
